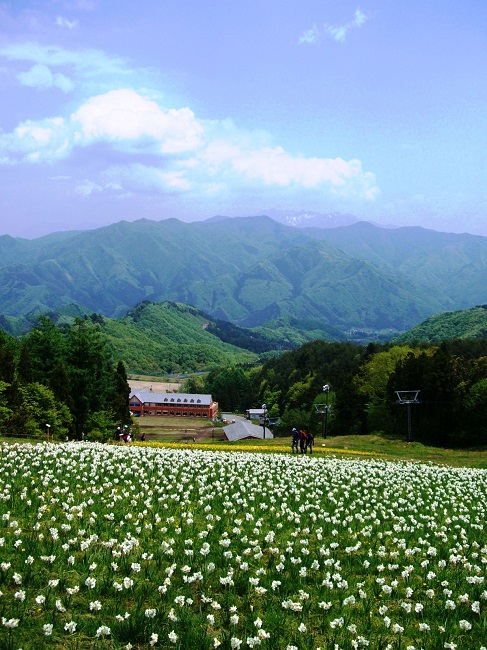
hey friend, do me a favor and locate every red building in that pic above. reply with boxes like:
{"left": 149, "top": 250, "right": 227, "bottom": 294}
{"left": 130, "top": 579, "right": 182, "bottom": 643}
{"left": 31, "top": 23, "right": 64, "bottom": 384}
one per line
{"left": 129, "top": 389, "right": 218, "bottom": 419}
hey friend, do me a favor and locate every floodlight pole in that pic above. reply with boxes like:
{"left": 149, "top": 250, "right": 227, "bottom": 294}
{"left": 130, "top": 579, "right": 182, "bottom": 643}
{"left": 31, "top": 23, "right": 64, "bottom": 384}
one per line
{"left": 262, "top": 403, "right": 267, "bottom": 439}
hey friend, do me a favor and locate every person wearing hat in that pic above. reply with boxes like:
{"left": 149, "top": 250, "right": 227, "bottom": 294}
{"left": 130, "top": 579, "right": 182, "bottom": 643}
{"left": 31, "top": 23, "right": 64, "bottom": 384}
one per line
{"left": 291, "top": 428, "right": 300, "bottom": 454}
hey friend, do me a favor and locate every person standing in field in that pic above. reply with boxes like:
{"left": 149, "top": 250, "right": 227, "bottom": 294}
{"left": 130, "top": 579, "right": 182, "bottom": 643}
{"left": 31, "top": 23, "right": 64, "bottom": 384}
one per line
{"left": 306, "top": 430, "right": 314, "bottom": 454}
{"left": 291, "top": 428, "right": 300, "bottom": 453}
{"left": 299, "top": 429, "right": 307, "bottom": 454}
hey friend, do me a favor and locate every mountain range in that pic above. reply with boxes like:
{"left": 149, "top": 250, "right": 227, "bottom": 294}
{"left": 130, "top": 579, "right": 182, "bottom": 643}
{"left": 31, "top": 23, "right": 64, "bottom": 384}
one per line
{"left": 1, "top": 214, "right": 487, "bottom": 342}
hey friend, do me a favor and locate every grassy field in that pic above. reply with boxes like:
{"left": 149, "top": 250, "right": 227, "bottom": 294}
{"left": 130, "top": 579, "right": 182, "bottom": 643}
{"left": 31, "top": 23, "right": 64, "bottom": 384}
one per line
{"left": 129, "top": 417, "right": 487, "bottom": 469}
{"left": 2, "top": 425, "right": 486, "bottom": 469}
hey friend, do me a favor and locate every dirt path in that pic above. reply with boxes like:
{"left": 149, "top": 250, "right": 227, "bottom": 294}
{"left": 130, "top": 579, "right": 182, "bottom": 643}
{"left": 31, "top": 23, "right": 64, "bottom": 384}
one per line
{"left": 128, "top": 379, "right": 180, "bottom": 393}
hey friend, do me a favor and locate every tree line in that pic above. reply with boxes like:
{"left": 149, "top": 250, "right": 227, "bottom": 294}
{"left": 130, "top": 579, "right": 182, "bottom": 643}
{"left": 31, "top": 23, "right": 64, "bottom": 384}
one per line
{"left": 0, "top": 317, "right": 130, "bottom": 440}
{"left": 3, "top": 313, "right": 487, "bottom": 448}
{"left": 202, "top": 339, "right": 487, "bottom": 447}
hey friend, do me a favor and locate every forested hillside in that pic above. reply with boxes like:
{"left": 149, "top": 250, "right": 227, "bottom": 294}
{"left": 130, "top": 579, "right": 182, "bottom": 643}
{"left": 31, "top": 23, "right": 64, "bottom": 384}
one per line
{"left": 99, "top": 301, "right": 259, "bottom": 374}
{"left": 394, "top": 305, "right": 487, "bottom": 344}
{"left": 229, "top": 338, "right": 487, "bottom": 448}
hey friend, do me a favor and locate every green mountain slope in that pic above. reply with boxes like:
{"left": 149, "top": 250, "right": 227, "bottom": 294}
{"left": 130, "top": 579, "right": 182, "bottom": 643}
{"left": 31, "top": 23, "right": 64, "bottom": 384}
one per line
{"left": 0, "top": 217, "right": 313, "bottom": 317}
{"left": 183, "top": 240, "right": 443, "bottom": 331}
{"left": 314, "top": 221, "right": 487, "bottom": 309}
{"left": 394, "top": 306, "right": 487, "bottom": 344}
{"left": 99, "top": 301, "right": 259, "bottom": 374}
{"left": 1, "top": 216, "right": 487, "bottom": 341}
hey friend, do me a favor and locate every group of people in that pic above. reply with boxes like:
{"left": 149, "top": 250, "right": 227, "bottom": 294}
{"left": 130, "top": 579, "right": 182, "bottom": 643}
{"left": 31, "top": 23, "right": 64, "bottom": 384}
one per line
{"left": 291, "top": 427, "right": 314, "bottom": 454}
{"left": 114, "top": 425, "right": 131, "bottom": 442}
{"left": 114, "top": 425, "right": 146, "bottom": 443}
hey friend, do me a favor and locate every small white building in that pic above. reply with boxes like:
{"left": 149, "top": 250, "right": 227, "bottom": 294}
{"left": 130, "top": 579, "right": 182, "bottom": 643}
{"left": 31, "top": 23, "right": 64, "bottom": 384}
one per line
{"left": 246, "top": 408, "right": 266, "bottom": 421}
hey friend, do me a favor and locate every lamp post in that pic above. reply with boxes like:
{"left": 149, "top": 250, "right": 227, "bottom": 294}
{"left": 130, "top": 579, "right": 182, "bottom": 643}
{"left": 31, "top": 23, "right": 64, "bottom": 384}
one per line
{"left": 314, "top": 385, "right": 331, "bottom": 439}
{"left": 262, "top": 403, "right": 267, "bottom": 439}
{"left": 323, "top": 385, "right": 330, "bottom": 439}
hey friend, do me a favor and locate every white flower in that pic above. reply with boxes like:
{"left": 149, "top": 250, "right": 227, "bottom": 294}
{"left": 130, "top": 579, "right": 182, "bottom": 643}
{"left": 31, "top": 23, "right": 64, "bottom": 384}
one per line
{"left": 459, "top": 619, "right": 472, "bottom": 631}
{"left": 43, "top": 623, "right": 53, "bottom": 636}
{"left": 168, "top": 630, "right": 177, "bottom": 643}
{"left": 55, "top": 599, "right": 66, "bottom": 612}
{"left": 64, "top": 620, "right": 77, "bottom": 633}
{"left": 298, "top": 622, "right": 307, "bottom": 633}
{"left": 2, "top": 618, "right": 19, "bottom": 628}
{"left": 95, "top": 625, "right": 111, "bottom": 637}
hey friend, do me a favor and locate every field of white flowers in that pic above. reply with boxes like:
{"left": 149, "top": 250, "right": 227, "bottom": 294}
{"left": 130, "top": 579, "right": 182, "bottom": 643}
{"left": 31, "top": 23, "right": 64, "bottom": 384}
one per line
{"left": 0, "top": 442, "right": 486, "bottom": 650}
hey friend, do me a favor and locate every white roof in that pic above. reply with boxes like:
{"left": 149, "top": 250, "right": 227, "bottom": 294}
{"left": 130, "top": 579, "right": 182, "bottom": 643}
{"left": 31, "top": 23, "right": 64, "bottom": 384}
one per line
{"left": 223, "top": 420, "right": 274, "bottom": 441}
{"left": 130, "top": 390, "right": 214, "bottom": 406}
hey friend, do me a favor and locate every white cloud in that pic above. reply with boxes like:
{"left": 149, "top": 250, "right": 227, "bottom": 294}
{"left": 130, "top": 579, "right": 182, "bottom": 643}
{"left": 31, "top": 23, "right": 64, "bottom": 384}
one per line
{"left": 0, "top": 43, "right": 133, "bottom": 92}
{"left": 17, "top": 63, "right": 74, "bottom": 92}
{"left": 75, "top": 179, "right": 103, "bottom": 196}
{"left": 2, "top": 116, "right": 71, "bottom": 162}
{"left": 75, "top": 179, "right": 123, "bottom": 196}
{"left": 199, "top": 143, "right": 379, "bottom": 198}
{"left": 71, "top": 89, "right": 204, "bottom": 153}
{"left": 0, "top": 86, "right": 378, "bottom": 202}
{"left": 55, "top": 16, "right": 79, "bottom": 30}
{"left": 325, "top": 7, "right": 369, "bottom": 42}
{"left": 301, "top": 8, "right": 369, "bottom": 44}
{"left": 298, "top": 24, "right": 320, "bottom": 45}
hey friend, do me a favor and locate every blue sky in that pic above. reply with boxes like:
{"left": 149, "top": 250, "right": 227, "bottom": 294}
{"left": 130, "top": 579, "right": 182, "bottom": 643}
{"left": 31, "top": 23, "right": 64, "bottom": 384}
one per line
{"left": 0, "top": 0, "right": 486, "bottom": 238}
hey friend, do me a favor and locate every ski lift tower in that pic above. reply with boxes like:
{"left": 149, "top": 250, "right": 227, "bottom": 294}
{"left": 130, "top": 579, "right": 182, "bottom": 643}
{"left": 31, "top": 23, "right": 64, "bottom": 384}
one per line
{"left": 395, "top": 390, "right": 420, "bottom": 442}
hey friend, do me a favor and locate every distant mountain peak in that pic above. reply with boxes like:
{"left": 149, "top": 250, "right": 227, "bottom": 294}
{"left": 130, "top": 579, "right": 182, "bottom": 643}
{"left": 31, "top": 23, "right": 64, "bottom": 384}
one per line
{"left": 204, "top": 210, "right": 360, "bottom": 229}
{"left": 255, "top": 209, "right": 360, "bottom": 229}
